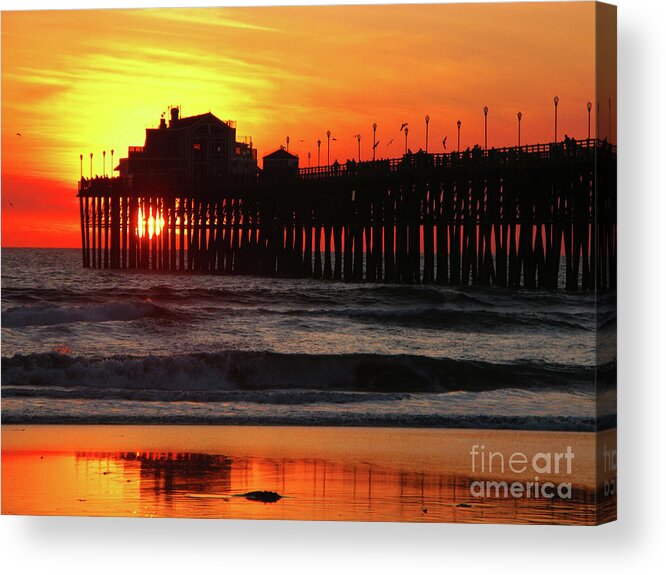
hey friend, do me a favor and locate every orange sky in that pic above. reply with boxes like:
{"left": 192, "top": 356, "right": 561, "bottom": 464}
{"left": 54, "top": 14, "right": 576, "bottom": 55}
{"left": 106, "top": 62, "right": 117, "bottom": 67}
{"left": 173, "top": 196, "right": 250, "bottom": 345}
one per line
{"left": 1, "top": 2, "right": 610, "bottom": 248}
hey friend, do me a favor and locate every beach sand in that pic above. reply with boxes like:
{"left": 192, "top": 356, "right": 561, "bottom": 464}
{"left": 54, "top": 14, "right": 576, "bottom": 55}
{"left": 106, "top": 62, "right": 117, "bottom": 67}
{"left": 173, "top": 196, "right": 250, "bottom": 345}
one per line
{"left": 2, "top": 425, "right": 616, "bottom": 524}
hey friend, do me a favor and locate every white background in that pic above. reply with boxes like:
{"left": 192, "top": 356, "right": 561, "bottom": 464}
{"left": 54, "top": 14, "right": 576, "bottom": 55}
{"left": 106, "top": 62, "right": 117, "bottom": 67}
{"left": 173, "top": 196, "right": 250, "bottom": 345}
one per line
{"left": 1, "top": 0, "right": 664, "bottom": 573}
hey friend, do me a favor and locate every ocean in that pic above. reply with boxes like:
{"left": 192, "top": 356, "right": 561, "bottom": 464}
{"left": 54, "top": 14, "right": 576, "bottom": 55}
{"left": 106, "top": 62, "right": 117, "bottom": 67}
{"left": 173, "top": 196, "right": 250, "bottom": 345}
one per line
{"left": 1, "top": 248, "right": 615, "bottom": 430}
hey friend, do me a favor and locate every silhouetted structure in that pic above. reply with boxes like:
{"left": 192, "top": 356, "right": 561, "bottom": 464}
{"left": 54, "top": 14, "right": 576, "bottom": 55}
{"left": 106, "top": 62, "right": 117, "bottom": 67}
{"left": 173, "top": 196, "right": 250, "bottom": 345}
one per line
{"left": 262, "top": 147, "right": 299, "bottom": 180}
{"left": 78, "top": 130, "right": 616, "bottom": 291}
{"left": 115, "top": 108, "right": 258, "bottom": 184}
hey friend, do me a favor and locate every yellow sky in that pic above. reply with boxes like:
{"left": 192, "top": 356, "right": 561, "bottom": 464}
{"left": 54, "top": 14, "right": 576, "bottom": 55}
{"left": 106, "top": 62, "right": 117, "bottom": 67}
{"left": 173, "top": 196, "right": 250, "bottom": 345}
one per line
{"left": 1, "top": 2, "right": 608, "bottom": 247}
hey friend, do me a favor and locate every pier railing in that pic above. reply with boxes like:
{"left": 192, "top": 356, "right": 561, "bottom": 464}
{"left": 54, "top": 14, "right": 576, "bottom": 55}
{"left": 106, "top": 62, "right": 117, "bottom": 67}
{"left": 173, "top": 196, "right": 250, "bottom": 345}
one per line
{"left": 298, "top": 138, "right": 615, "bottom": 180}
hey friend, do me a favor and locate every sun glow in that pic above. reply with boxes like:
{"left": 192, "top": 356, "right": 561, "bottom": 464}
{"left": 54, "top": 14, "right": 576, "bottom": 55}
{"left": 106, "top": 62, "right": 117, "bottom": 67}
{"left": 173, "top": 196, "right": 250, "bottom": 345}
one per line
{"left": 2, "top": 4, "right": 613, "bottom": 248}
{"left": 136, "top": 206, "right": 165, "bottom": 240}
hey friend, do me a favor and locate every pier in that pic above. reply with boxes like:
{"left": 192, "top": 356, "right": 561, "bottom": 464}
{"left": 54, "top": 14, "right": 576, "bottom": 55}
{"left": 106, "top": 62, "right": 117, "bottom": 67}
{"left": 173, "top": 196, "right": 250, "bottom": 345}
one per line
{"left": 77, "top": 138, "right": 616, "bottom": 291}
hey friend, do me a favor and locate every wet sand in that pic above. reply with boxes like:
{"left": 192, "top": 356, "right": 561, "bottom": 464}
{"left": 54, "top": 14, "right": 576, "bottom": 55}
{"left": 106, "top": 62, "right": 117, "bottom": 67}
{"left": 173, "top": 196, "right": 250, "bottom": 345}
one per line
{"left": 1, "top": 425, "right": 616, "bottom": 524}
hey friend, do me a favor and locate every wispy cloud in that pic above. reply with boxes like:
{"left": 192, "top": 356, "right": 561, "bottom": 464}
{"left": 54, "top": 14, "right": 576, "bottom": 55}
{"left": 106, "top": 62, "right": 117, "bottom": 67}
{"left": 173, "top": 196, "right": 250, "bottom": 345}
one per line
{"left": 141, "top": 7, "right": 279, "bottom": 33}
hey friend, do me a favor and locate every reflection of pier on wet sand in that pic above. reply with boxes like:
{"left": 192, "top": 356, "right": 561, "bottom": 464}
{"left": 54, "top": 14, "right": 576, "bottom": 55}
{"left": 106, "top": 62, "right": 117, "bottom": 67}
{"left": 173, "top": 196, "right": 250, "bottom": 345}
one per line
{"left": 2, "top": 425, "right": 616, "bottom": 524}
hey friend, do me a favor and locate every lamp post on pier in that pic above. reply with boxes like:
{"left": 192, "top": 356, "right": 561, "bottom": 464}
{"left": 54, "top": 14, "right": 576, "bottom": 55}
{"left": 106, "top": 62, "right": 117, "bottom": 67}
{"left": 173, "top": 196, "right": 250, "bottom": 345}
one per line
{"left": 317, "top": 139, "right": 321, "bottom": 167}
{"left": 553, "top": 96, "right": 559, "bottom": 141}
{"left": 425, "top": 114, "right": 430, "bottom": 153}
{"left": 326, "top": 130, "right": 331, "bottom": 166}
{"left": 587, "top": 101, "right": 592, "bottom": 139}
{"left": 89, "top": 153, "right": 93, "bottom": 179}
{"left": 103, "top": 150, "right": 106, "bottom": 177}
{"left": 457, "top": 120, "right": 461, "bottom": 152}
{"left": 483, "top": 106, "right": 489, "bottom": 150}
{"left": 356, "top": 133, "right": 361, "bottom": 162}
{"left": 111, "top": 149, "right": 114, "bottom": 177}
{"left": 308, "top": 151, "right": 311, "bottom": 168}
{"left": 286, "top": 136, "right": 290, "bottom": 152}
{"left": 79, "top": 154, "right": 83, "bottom": 180}
{"left": 517, "top": 112, "right": 522, "bottom": 146}
{"left": 404, "top": 127, "right": 409, "bottom": 154}
{"left": 372, "top": 123, "right": 377, "bottom": 161}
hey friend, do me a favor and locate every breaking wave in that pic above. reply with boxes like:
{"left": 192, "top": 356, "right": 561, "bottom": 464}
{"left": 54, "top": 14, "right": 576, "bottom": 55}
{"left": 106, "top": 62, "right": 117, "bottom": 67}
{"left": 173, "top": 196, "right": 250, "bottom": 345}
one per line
{"left": 2, "top": 301, "right": 175, "bottom": 328}
{"left": 2, "top": 350, "right": 599, "bottom": 394}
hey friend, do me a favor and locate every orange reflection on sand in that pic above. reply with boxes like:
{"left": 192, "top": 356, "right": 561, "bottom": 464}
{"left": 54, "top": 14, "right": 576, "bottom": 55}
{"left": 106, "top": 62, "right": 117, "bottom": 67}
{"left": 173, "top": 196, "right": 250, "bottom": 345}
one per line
{"left": 2, "top": 425, "right": 616, "bottom": 524}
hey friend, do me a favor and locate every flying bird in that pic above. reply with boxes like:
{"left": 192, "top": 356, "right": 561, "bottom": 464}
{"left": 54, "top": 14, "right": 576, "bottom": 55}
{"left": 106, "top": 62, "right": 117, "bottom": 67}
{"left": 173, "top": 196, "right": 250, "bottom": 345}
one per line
{"left": 442, "top": 136, "right": 448, "bottom": 150}
{"left": 386, "top": 139, "right": 394, "bottom": 146}
{"left": 299, "top": 139, "right": 305, "bottom": 142}
{"left": 373, "top": 141, "right": 380, "bottom": 149}
{"left": 332, "top": 137, "right": 337, "bottom": 141}
{"left": 16, "top": 133, "right": 21, "bottom": 137}
{"left": 9, "top": 202, "right": 14, "bottom": 207}
{"left": 399, "top": 123, "right": 408, "bottom": 131}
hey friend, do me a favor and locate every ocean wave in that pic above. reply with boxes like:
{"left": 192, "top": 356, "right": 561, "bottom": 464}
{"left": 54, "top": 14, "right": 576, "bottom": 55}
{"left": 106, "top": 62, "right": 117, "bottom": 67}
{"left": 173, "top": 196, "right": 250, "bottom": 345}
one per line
{"left": 1, "top": 386, "right": 408, "bottom": 405}
{"left": 0, "top": 409, "right": 613, "bottom": 432}
{"left": 1, "top": 284, "right": 493, "bottom": 308}
{"left": 1, "top": 350, "right": 598, "bottom": 394}
{"left": 2, "top": 282, "right": 594, "bottom": 310}
{"left": 1, "top": 301, "right": 175, "bottom": 328}
{"left": 2, "top": 283, "right": 595, "bottom": 334}
{"left": 260, "top": 306, "right": 593, "bottom": 331}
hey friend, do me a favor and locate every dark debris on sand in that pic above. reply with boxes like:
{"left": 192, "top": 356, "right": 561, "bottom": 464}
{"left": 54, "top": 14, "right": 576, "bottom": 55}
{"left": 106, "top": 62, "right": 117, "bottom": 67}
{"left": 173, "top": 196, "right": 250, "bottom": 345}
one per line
{"left": 237, "top": 491, "right": 283, "bottom": 503}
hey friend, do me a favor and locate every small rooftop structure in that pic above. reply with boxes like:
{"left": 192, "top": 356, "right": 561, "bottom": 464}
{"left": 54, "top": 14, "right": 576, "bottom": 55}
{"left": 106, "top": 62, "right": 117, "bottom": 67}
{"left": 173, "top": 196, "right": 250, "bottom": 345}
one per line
{"left": 262, "top": 147, "right": 299, "bottom": 179}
